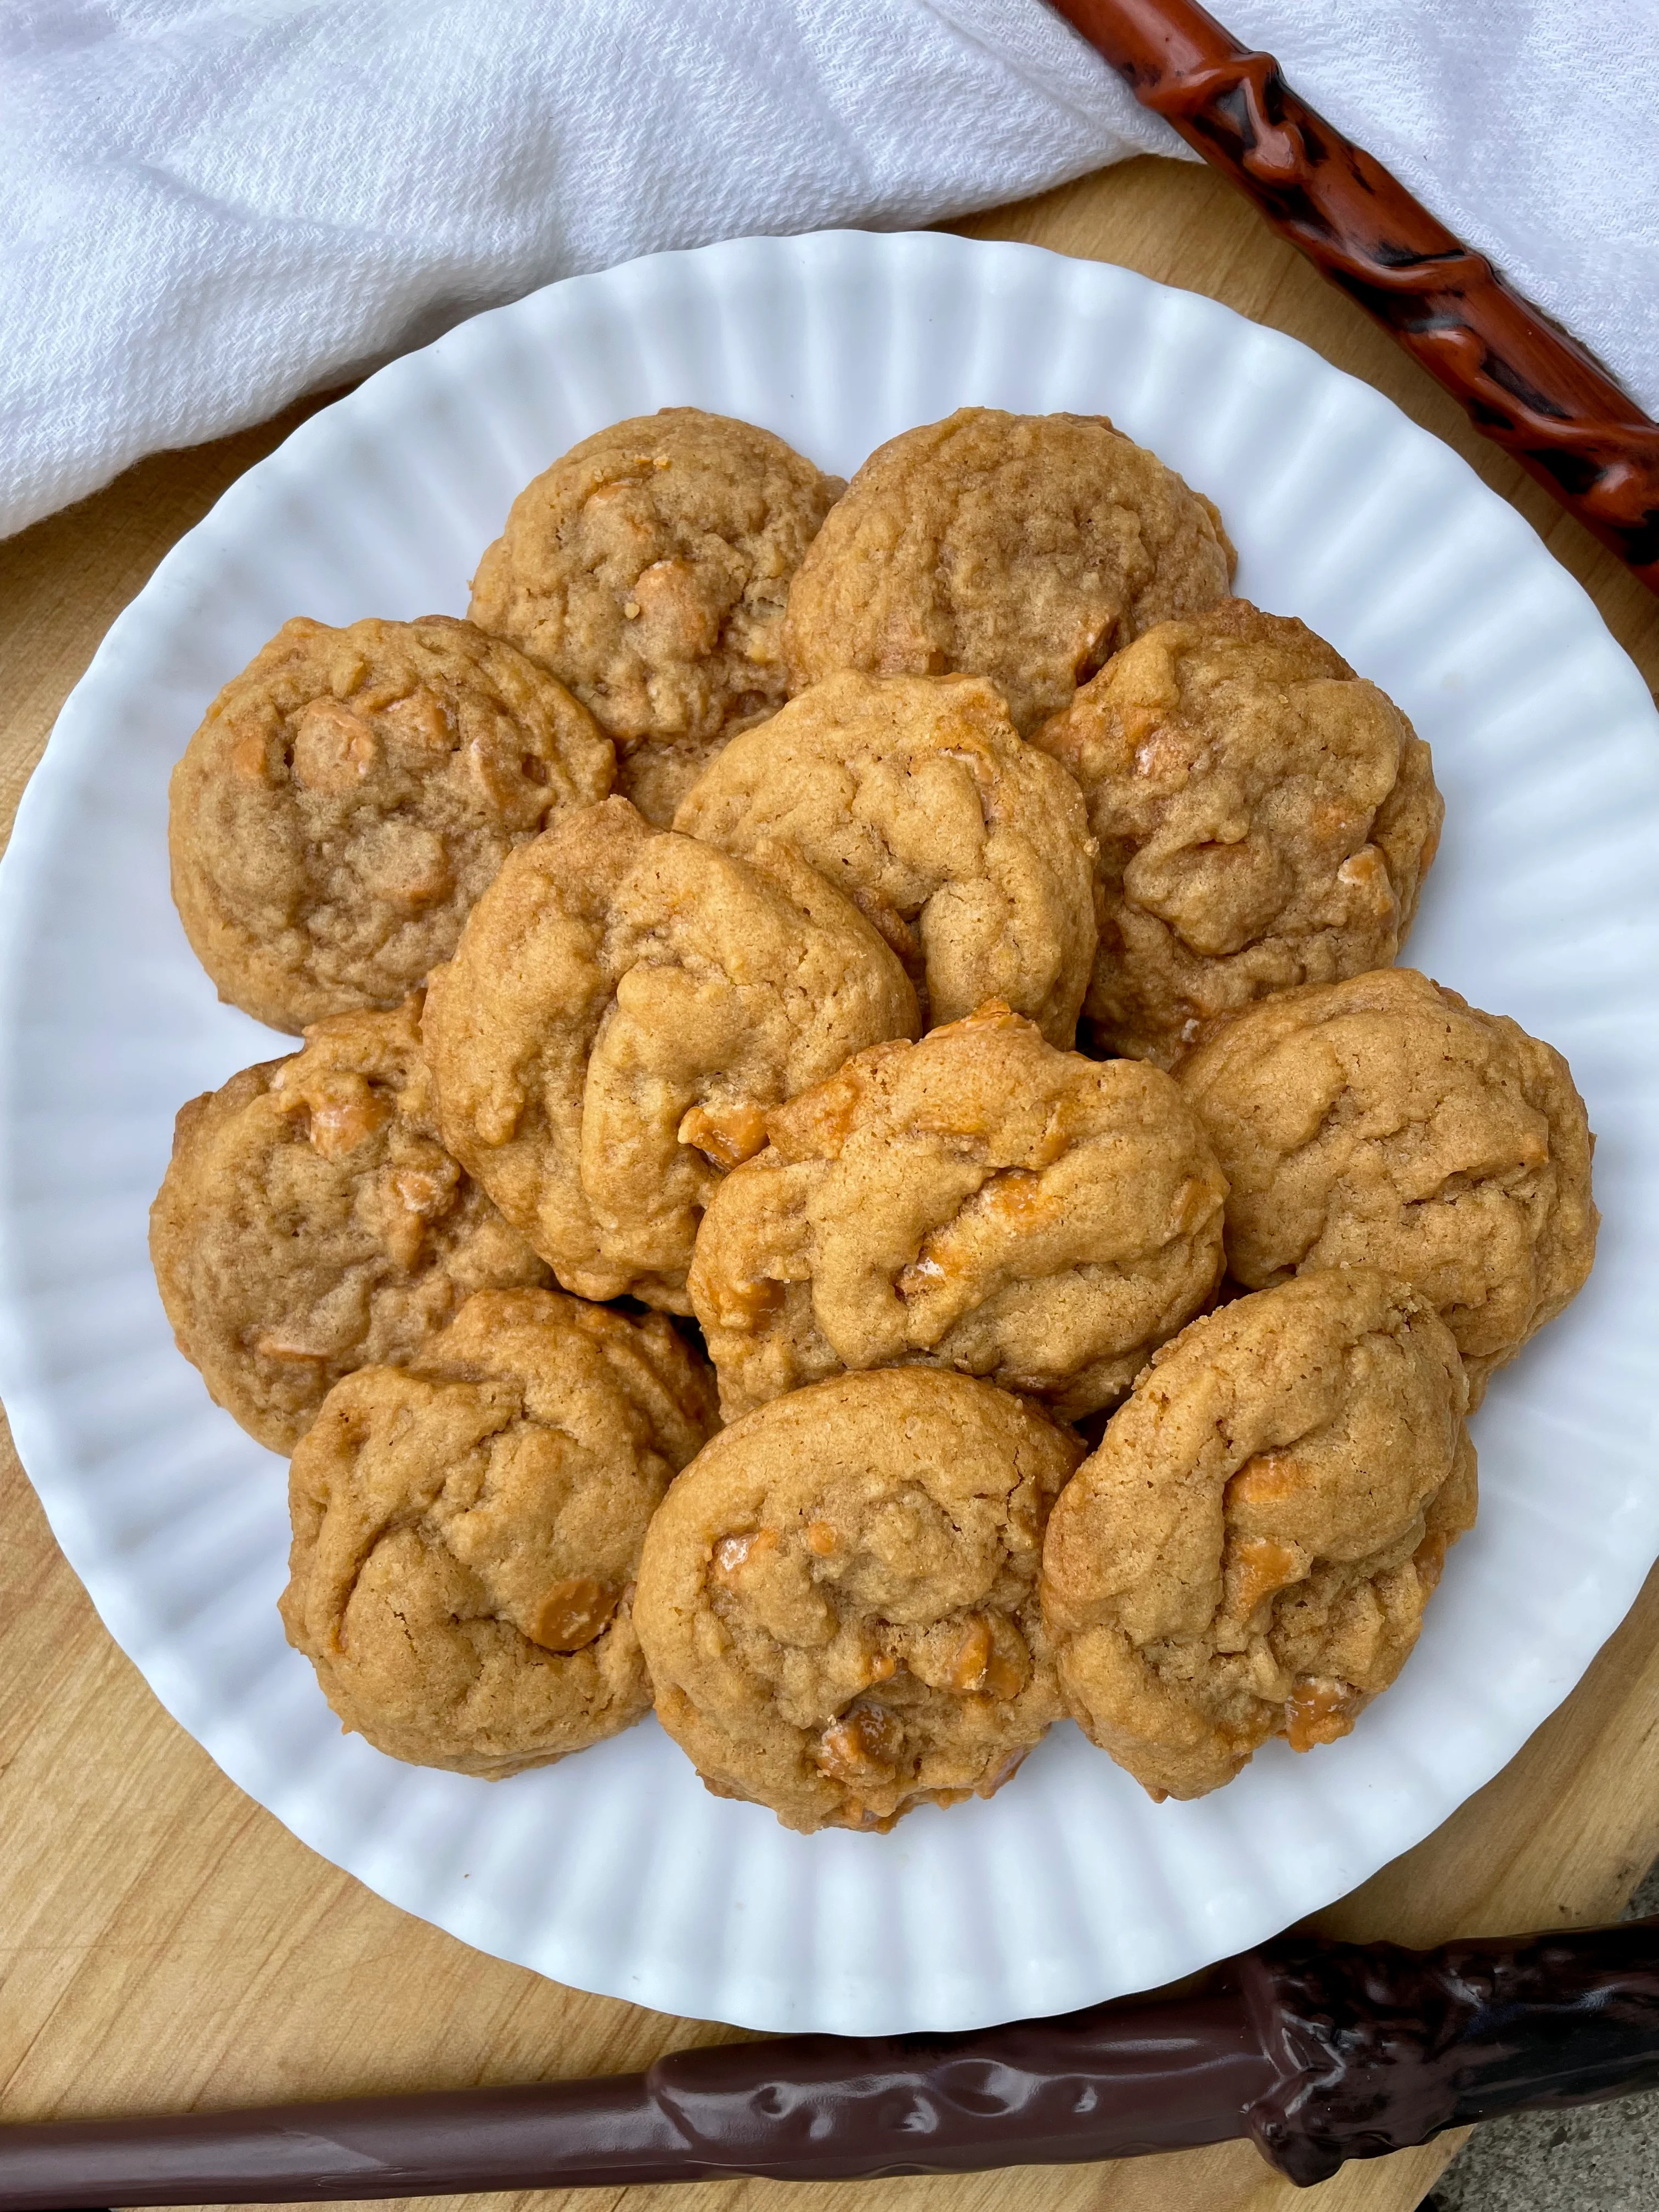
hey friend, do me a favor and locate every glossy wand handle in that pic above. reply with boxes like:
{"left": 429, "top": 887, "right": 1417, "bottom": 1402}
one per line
{"left": 1242, "top": 1917, "right": 1659, "bottom": 2184}
{"left": 1048, "top": 0, "right": 1659, "bottom": 592}
{"left": 3, "top": 1924, "right": 1659, "bottom": 2203}
{"left": 0, "top": 1989, "right": 1271, "bottom": 2206}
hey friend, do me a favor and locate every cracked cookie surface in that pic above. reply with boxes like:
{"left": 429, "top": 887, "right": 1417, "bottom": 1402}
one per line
{"left": 150, "top": 995, "right": 551, "bottom": 1453}
{"left": 169, "top": 614, "right": 614, "bottom": 1033}
{"left": 280, "top": 1288, "right": 716, "bottom": 1776}
{"left": 467, "top": 409, "right": 842, "bottom": 823}
{"left": 689, "top": 1002, "right": 1226, "bottom": 1423}
{"left": 1031, "top": 603, "right": 1442, "bottom": 1066}
{"left": 634, "top": 1367, "right": 1082, "bottom": 1832}
{"left": 1176, "top": 967, "right": 1598, "bottom": 1400}
{"left": 674, "top": 670, "right": 1099, "bottom": 1043}
{"left": 1042, "top": 1268, "right": 1476, "bottom": 1801}
{"left": 422, "top": 797, "right": 918, "bottom": 1313}
{"left": 782, "top": 408, "right": 1234, "bottom": 735}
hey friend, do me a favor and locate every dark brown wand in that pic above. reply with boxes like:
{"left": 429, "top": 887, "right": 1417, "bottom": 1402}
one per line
{"left": 1047, "top": 0, "right": 1659, "bottom": 594}
{"left": 2, "top": 1919, "right": 1658, "bottom": 2202}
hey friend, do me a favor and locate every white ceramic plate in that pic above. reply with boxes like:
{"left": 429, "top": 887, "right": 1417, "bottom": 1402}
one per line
{"left": 2, "top": 230, "right": 1657, "bottom": 2038}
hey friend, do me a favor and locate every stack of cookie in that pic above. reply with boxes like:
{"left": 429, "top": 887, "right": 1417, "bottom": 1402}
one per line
{"left": 154, "top": 404, "right": 1598, "bottom": 1830}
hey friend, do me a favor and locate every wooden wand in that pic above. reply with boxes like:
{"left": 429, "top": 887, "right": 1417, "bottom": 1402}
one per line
{"left": 1048, "top": 0, "right": 1659, "bottom": 595}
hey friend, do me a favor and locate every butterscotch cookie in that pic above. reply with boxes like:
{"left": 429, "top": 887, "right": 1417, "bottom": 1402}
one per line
{"left": 1042, "top": 1268, "right": 1476, "bottom": 1801}
{"left": 422, "top": 797, "right": 918, "bottom": 1313}
{"left": 613, "top": 726, "right": 751, "bottom": 834}
{"left": 674, "top": 672, "right": 1099, "bottom": 1043}
{"left": 1030, "top": 603, "right": 1443, "bottom": 1065}
{"left": 782, "top": 408, "right": 1234, "bottom": 735}
{"left": 467, "top": 409, "right": 843, "bottom": 823}
{"left": 1177, "top": 969, "right": 1598, "bottom": 1400}
{"left": 689, "top": 1003, "right": 1226, "bottom": 1423}
{"left": 634, "top": 1368, "right": 1082, "bottom": 1832}
{"left": 169, "top": 614, "right": 614, "bottom": 1033}
{"left": 150, "top": 996, "right": 552, "bottom": 1453}
{"left": 280, "top": 1288, "right": 716, "bottom": 1776}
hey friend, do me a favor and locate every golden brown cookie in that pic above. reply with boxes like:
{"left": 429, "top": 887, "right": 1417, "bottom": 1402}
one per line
{"left": 782, "top": 408, "right": 1234, "bottom": 735}
{"left": 674, "top": 671, "right": 1099, "bottom": 1043}
{"left": 168, "top": 614, "right": 614, "bottom": 1034}
{"left": 1176, "top": 968, "right": 1598, "bottom": 1400}
{"left": 150, "top": 996, "right": 552, "bottom": 1454}
{"left": 1042, "top": 1268, "right": 1476, "bottom": 1801}
{"left": 634, "top": 1368, "right": 1083, "bottom": 1832}
{"left": 1030, "top": 603, "right": 1443, "bottom": 1066}
{"left": 280, "top": 1288, "right": 716, "bottom": 1776}
{"left": 689, "top": 1002, "right": 1227, "bottom": 1423}
{"left": 613, "top": 726, "right": 747, "bottom": 834}
{"left": 467, "top": 409, "right": 843, "bottom": 823}
{"left": 422, "top": 797, "right": 918, "bottom": 1313}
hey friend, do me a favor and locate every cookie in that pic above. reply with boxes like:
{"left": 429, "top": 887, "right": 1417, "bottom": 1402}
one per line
{"left": 673, "top": 671, "right": 1099, "bottom": 1044}
{"left": 1030, "top": 603, "right": 1443, "bottom": 1066}
{"left": 168, "top": 614, "right": 614, "bottom": 1034}
{"left": 782, "top": 408, "right": 1234, "bottom": 735}
{"left": 422, "top": 797, "right": 918, "bottom": 1313}
{"left": 467, "top": 409, "right": 843, "bottom": 823}
{"left": 1176, "top": 968, "right": 1598, "bottom": 1400}
{"left": 634, "top": 1368, "right": 1083, "bottom": 1832}
{"left": 612, "top": 725, "right": 751, "bottom": 836}
{"left": 1042, "top": 1268, "right": 1476, "bottom": 1801}
{"left": 689, "top": 1002, "right": 1227, "bottom": 1423}
{"left": 149, "top": 996, "right": 552, "bottom": 1453}
{"left": 280, "top": 1288, "right": 717, "bottom": 1776}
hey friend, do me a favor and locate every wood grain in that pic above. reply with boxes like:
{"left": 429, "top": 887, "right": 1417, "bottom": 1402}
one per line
{"left": 1, "top": 156, "right": 1656, "bottom": 2212}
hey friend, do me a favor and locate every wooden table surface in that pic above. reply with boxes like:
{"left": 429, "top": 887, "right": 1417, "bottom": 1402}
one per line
{"left": 3, "top": 155, "right": 1657, "bottom": 2212}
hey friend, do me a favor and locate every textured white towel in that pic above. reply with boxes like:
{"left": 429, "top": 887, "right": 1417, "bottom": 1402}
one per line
{"left": 3, "top": 0, "right": 1656, "bottom": 541}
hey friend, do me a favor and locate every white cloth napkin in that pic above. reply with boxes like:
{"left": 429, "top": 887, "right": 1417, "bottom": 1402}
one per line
{"left": 4, "top": 0, "right": 1656, "bottom": 543}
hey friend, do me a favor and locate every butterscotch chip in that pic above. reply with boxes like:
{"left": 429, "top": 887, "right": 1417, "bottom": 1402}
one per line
{"left": 150, "top": 997, "right": 551, "bottom": 1453}
{"left": 782, "top": 408, "right": 1234, "bottom": 735}
{"left": 674, "top": 672, "right": 1099, "bottom": 1044}
{"left": 422, "top": 797, "right": 918, "bottom": 1312}
{"left": 467, "top": 409, "right": 843, "bottom": 824}
{"left": 689, "top": 1003, "right": 1226, "bottom": 1423}
{"left": 634, "top": 1369, "right": 1082, "bottom": 1832}
{"left": 168, "top": 615, "right": 614, "bottom": 1033}
{"left": 280, "top": 1289, "right": 716, "bottom": 1776}
{"left": 1030, "top": 603, "right": 1443, "bottom": 1065}
{"left": 1177, "top": 969, "right": 1598, "bottom": 1398}
{"left": 1042, "top": 1268, "right": 1476, "bottom": 1801}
